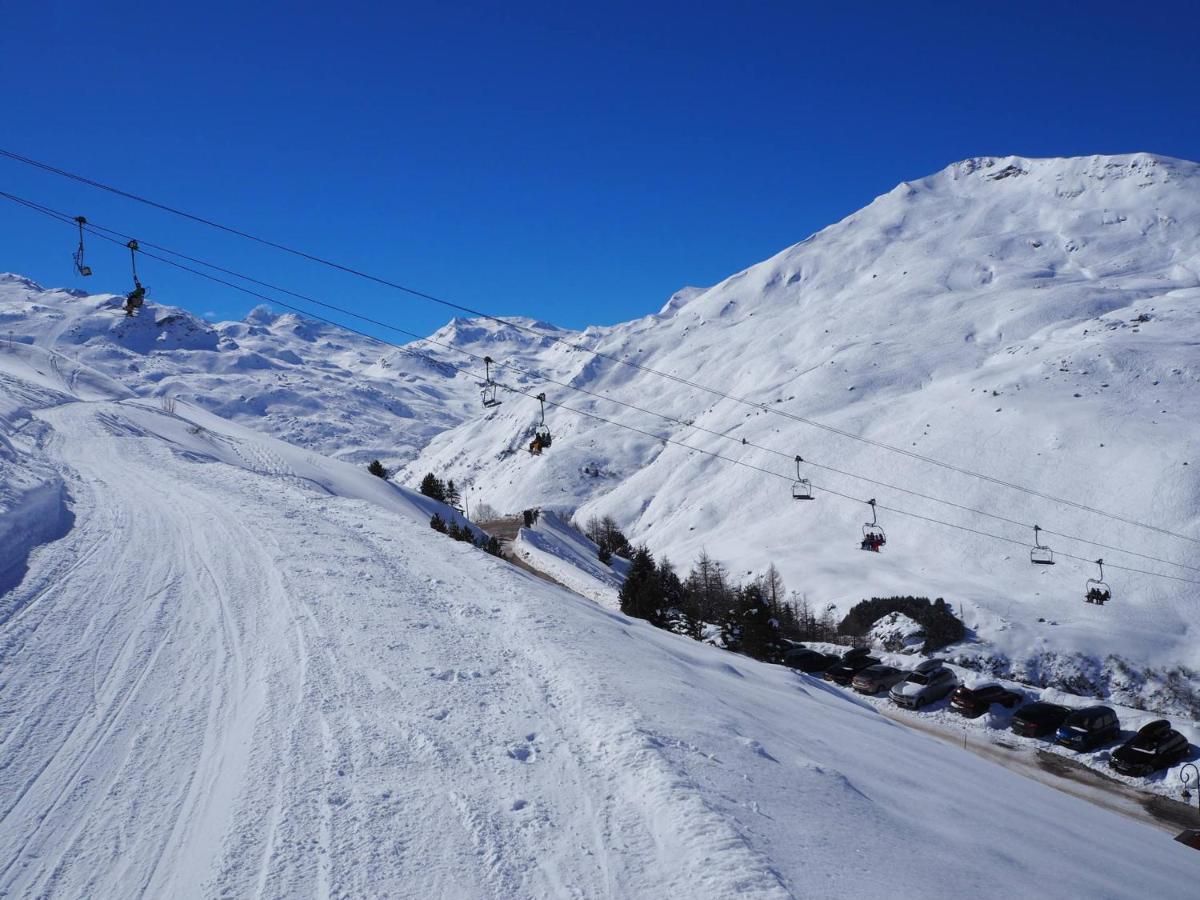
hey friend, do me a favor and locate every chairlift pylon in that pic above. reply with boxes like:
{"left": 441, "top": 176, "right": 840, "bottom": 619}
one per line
{"left": 481, "top": 356, "right": 501, "bottom": 408}
{"left": 791, "top": 454, "right": 813, "bottom": 500}
{"left": 528, "top": 392, "right": 552, "bottom": 455}
{"left": 1085, "top": 558, "right": 1111, "bottom": 605}
{"left": 1030, "top": 524, "right": 1055, "bottom": 565}
{"left": 72, "top": 216, "right": 92, "bottom": 277}
{"left": 860, "top": 498, "right": 886, "bottom": 552}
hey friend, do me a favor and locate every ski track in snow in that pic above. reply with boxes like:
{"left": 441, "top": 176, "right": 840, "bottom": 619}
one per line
{"left": 0, "top": 398, "right": 794, "bottom": 898}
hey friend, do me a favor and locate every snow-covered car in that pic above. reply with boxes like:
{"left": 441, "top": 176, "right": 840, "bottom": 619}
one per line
{"left": 1109, "top": 720, "right": 1190, "bottom": 776}
{"left": 889, "top": 662, "right": 957, "bottom": 709}
{"left": 851, "top": 664, "right": 907, "bottom": 695}
{"left": 949, "top": 682, "right": 1022, "bottom": 718}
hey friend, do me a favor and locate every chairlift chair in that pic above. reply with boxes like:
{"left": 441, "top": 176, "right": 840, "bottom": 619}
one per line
{"left": 1085, "top": 558, "right": 1111, "bottom": 605}
{"left": 1029, "top": 524, "right": 1055, "bottom": 565}
{"left": 528, "top": 392, "right": 552, "bottom": 454}
{"left": 791, "top": 455, "right": 814, "bottom": 501}
{"left": 481, "top": 356, "right": 501, "bottom": 408}
{"left": 123, "top": 239, "right": 146, "bottom": 316}
{"left": 860, "top": 498, "right": 886, "bottom": 552}
{"left": 72, "top": 216, "right": 92, "bottom": 277}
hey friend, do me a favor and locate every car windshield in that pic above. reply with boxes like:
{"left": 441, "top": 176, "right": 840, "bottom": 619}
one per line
{"left": 908, "top": 673, "right": 930, "bottom": 685}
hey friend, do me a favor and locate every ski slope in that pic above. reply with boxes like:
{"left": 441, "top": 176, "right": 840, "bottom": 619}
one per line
{"left": 5, "top": 154, "right": 1199, "bottom": 698}
{"left": 2, "top": 347, "right": 1199, "bottom": 897}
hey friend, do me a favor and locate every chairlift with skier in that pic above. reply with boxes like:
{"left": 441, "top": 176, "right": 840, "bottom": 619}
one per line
{"left": 1085, "top": 558, "right": 1111, "bottom": 605}
{"left": 122, "top": 239, "right": 146, "bottom": 316}
{"left": 528, "top": 392, "right": 552, "bottom": 455}
{"left": 860, "top": 498, "right": 886, "bottom": 552}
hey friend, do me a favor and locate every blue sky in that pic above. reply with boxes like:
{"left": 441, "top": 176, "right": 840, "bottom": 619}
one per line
{"left": 2, "top": 1, "right": 1198, "bottom": 334}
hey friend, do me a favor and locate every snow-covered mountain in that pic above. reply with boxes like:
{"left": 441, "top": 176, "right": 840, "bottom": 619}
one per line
{"left": 417, "top": 153, "right": 1200, "bottom": 694}
{"left": 5, "top": 152, "right": 1200, "bottom": 697}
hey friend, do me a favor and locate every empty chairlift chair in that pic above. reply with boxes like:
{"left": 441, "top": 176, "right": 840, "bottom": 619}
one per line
{"left": 72, "top": 215, "right": 92, "bottom": 276}
{"left": 480, "top": 356, "right": 501, "bottom": 408}
{"left": 860, "top": 498, "right": 886, "bottom": 552}
{"left": 791, "top": 455, "right": 814, "bottom": 500}
{"left": 1085, "top": 558, "right": 1112, "bottom": 605}
{"left": 1030, "top": 525, "right": 1055, "bottom": 565}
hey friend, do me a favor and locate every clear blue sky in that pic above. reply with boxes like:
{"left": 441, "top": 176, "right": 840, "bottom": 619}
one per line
{"left": 2, "top": 1, "right": 1197, "bottom": 335}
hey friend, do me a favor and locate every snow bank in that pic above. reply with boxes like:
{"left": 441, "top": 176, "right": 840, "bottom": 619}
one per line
{"left": 510, "top": 511, "right": 627, "bottom": 607}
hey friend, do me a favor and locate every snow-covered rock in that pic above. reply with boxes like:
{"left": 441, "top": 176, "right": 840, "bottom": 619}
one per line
{"left": 866, "top": 611, "right": 926, "bottom": 653}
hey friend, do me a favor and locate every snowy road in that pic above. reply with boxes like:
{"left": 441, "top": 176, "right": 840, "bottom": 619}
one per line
{"left": 3, "top": 396, "right": 1199, "bottom": 898}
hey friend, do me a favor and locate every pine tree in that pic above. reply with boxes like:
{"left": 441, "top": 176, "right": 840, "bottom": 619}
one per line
{"left": 445, "top": 479, "right": 460, "bottom": 508}
{"left": 597, "top": 544, "right": 613, "bottom": 565}
{"left": 735, "top": 582, "right": 780, "bottom": 661}
{"left": 420, "top": 473, "right": 446, "bottom": 502}
{"left": 367, "top": 459, "right": 388, "bottom": 479}
{"left": 619, "top": 546, "right": 661, "bottom": 624}
{"left": 429, "top": 513, "right": 448, "bottom": 533}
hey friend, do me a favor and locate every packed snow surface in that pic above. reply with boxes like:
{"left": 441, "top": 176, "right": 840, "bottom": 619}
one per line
{"left": 2, "top": 336, "right": 1199, "bottom": 896}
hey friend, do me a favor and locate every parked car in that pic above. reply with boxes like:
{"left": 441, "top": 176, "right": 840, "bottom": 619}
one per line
{"left": 1054, "top": 706, "right": 1121, "bottom": 752}
{"left": 1110, "top": 720, "right": 1190, "bottom": 776}
{"left": 782, "top": 648, "right": 837, "bottom": 673}
{"left": 889, "top": 661, "right": 957, "bottom": 709}
{"left": 1010, "top": 702, "right": 1070, "bottom": 738}
{"left": 824, "top": 649, "right": 881, "bottom": 686}
{"left": 950, "top": 681, "right": 1022, "bottom": 718}
{"left": 851, "top": 664, "right": 907, "bottom": 695}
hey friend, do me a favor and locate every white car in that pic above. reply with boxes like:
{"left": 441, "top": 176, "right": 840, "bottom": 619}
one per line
{"left": 889, "top": 661, "right": 957, "bottom": 709}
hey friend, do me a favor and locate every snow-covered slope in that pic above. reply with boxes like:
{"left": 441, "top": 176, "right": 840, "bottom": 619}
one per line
{"left": 406, "top": 153, "right": 1200, "bottom": 683}
{"left": 510, "top": 511, "right": 629, "bottom": 607}
{"left": 5, "top": 152, "right": 1200, "bottom": 690}
{"left": 1, "top": 353, "right": 1198, "bottom": 897}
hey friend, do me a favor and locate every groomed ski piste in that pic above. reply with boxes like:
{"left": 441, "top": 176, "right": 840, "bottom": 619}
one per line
{"left": 2, "top": 335, "right": 1199, "bottom": 897}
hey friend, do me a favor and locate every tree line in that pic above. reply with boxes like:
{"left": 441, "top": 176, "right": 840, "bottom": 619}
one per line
{"left": 619, "top": 549, "right": 846, "bottom": 663}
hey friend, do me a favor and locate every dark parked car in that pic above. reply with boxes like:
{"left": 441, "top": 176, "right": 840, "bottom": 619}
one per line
{"left": 1010, "top": 702, "right": 1070, "bottom": 738}
{"left": 1055, "top": 706, "right": 1120, "bottom": 752}
{"left": 824, "top": 649, "right": 882, "bottom": 686}
{"left": 782, "top": 648, "right": 837, "bottom": 673}
{"left": 851, "top": 664, "right": 907, "bottom": 695}
{"left": 950, "top": 682, "right": 1022, "bottom": 718}
{"left": 1110, "top": 720, "right": 1190, "bottom": 776}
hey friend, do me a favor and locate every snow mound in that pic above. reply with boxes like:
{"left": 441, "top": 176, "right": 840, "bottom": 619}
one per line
{"left": 866, "top": 611, "right": 926, "bottom": 653}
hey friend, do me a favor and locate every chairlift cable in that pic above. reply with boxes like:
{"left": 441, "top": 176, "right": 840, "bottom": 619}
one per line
{"left": 3, "top": 188, "right": 1199, "bottom": 588}
{"left": 1, "top": 147, "right": 1196, "bottom": 547}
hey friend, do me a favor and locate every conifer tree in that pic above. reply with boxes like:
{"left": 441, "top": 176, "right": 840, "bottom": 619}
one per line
{"left": 368, "top": 459, "right": 388, "bottom": 479}
{"left": 619, "top": 546, "right": 661, "bottom": 624}
{"left": 734, "top": 582, "right": 780, "bottom": 661}
{"left": 420, "top": 473, "right": 446, "bottom": 502}
{"left": 429, "top": 513, "right": 448, "bottom": 533}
